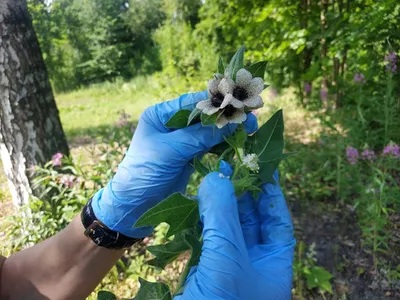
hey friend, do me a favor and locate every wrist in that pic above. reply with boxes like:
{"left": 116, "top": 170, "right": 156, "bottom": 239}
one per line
{"left": 91, "top": 184, "right": 153, "bottom": 238}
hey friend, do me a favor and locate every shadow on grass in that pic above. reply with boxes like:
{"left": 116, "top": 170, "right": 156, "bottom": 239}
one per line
{"left": 65, "top": 121, "right": 138, "bottom": 147}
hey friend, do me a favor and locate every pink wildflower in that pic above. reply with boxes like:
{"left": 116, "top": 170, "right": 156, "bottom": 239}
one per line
{"left": 361, "top": 149, "right": 375, "bottom": 162}
{"left": 346, "top": 146, "right": 359, "bottom": 165}
{"left": 382, "top": 143, "right": 400, "bottom": 157}
{"left": 52, "top": 152, "right": 63, "bottom": 167}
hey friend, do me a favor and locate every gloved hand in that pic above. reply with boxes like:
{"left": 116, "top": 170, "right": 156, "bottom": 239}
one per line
{"left": 91, "top": 91, "right": 258, "bottom": 238}
{"left": 175, "top": 163, "right": 295, "bottom": 300}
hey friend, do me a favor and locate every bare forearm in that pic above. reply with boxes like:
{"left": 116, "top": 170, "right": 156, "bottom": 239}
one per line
{"left": 0, "top": 216, "right": 124, "bottom": 300}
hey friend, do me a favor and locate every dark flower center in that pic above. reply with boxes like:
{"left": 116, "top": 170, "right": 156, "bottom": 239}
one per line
{"left": 210, "top": 91, "right": 224, "bottom": 107}
{"left": 233, "top": 86, "right": 248, "bottom": 101}
{"left": 223, "top": 105, "right": 236, "bottom": 117}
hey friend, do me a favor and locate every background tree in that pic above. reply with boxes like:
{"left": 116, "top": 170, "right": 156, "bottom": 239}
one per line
{"left": 0, "top": 0, "right": 69, "bottom": 208}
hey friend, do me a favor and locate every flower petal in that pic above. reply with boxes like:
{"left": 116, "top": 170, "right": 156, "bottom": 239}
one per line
{"left": 218, "top": 78, "right": 234, "bottom": 95}
{"left": 243, "top": 95, "right": 264, "bottom": 109}
{"left": 220, "top": 94, "right": 245, "bottom": 109}
{"left": 247, "top": 77, "right": 264, "bottom": 95}
{"left": 228, "top": 110, "right": 247, "bottom": 124}
{"left": 208, "top": 79, "right": 220, "bottom": 95}
{"left": 216, "top": 114, "right": 229, "bottom": 129}
{"left": 236, "top": 69, "right": 253, "bottom": 87}
{"left": 197, "top": 100, "right": 220, "bottom": 115}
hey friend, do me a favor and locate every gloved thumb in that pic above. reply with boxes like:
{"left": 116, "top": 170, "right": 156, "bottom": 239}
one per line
{"left": 196, "top": 170, "right": 249, "bottom": 289}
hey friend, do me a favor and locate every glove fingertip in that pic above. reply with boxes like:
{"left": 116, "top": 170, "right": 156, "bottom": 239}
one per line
{"left": 244, "top": 113, "right": 258, "bottom": 134}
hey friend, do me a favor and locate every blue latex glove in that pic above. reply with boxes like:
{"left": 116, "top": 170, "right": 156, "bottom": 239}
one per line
{"left": 175, "top": 163, "right": 295, "bottom": 300}
{"left": 91, "top": 91, "right": 258, "bottom": 238}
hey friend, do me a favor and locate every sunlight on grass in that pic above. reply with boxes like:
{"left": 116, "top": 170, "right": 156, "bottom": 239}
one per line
{"left": 55, "top": 75, "right": 208, "bottom": 141}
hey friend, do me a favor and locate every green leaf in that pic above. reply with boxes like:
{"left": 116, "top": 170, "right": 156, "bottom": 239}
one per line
{"left": 224, "top": 124, "right": 247, "bottom": 151}
{"left": 187, "top": 108, "right": 202, "bottom": 126}
{"left": 184, "top": 231, "right": 202, "bottom": 268}
{"left": 97, "top": 291, "right": 117, "bottom": 300}
{"left": 225, "top": 45, "right": 245, "bottom": 80}
{"left": 135, "top": 193, "right": 199, "bottom": 238}
{"left": 134, "top": 278, "right": 171, "bottom": 300}
{"left": 247, "top": 61, "right": 268, "bottom": 79}
{"left": 247, "top": 109, "right": 284, "bottom": 160}
{"left": 218, "top": 56, "right": 225, "bottom": 74}
{"left": 165, "top": 110, "right": 191, "bottom": 129}
{"left": 192, "top": 157, "right": 210, "bottom": 177}
{"left": 200, "top": 112, "right": 218, "bottom": 126}
{"left": 258, "top": 152, "right": 296, "bottom": 183}
{"left": 305, "top": 266, "right": 333, "bottom": 294}
{"left": 147, "top": 231, "right": 191, "bottom": 269}
{"left": 264, "top": 84, "right": 270, "bottom": 89}
{"left": 246, "top": 110, "right": 286, "bottom": 181}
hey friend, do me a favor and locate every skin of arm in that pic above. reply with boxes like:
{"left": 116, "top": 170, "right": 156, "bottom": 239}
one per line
{"left": 0, "top": 216, "right": 124, "bottom": 300}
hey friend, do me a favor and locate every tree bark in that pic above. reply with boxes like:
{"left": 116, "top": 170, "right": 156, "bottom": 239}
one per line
{"left": 0, "top": 0, "right": 69, "bottom": 209}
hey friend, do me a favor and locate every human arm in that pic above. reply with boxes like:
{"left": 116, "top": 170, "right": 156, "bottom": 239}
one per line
{"left": 0, "top": 92, "right": 258, "bottom": 300}
{"left": 0, "top": 216, "right": 124, "bottom": 300}
{"left": 176, "top": 166, "right": 295, "bottom": 300}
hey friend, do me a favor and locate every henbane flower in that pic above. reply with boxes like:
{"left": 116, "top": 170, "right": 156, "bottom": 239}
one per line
{"left": 196, "top": 69, "right": 264, "bottom": 128}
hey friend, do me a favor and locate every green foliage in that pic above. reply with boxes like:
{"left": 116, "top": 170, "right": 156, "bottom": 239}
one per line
{"left": 225, "top": 45, "right": 245, "bottom": 80}
{"left": 294, "top": 242, "right": 333, "bottom": 296}
{"left": 165, "top": 110, "right": 192, "bottom": 129}
{"left": 134, "top": 278, "right": 171, "bottom": 300}
{"left": 135, "top": 193, "right": 200, "bottom": 238}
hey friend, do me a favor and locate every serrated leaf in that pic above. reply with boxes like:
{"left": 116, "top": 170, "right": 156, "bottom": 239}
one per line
{"left": 200, "top": 112, "right": 218, "bottom": 126}
{"left": 192, "top": 157, "right": 210, "bottom": 177}
{"left": 97, "top": 291, "right": 117, "bottom": 300}
{"left": 147, "top": 232, "right": 190, "bottom": 269}
{"left": 247, "top": 61, "right": 268, "bottom": 79}
{"left": 147, "top": 227, "right": 200, "bottom": 269}
{"left": 225, "top": 46, "right": 245, "bottom": 81}
{"left": 218, "top": 56, "right": 225, "bottom": 74}
{"left": 165, "top": 110, "right": 191, "bottom": 129}
{"left": 187, "top": 108, "right": 202, "bottom": 126}
{"left": 258, "top": 152, "right": 296, "bottom": 183}
{"left": 134, "top": 278, "right": 171, "bottom": 300}
{"left": 135, "top": 193, "right": 199, "bottom": 238}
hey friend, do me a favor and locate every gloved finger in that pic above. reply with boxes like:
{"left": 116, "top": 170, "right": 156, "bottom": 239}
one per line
{"left": 140, "top": 91, "right": 208, "bottom": 133}
{"left": 219, "top": 160, "right": 233, "bottom": 177}
{"left": 257, "top": 170, "right": 295, "bottom": 250}
{"left": 196, "top": 172, "right": 249, "bottom": 287}
{"left": 168, "top": 113, "right": 258, "bottom": 159}
{"left": 237, "top": 192, "right": 261, "bottom": 247}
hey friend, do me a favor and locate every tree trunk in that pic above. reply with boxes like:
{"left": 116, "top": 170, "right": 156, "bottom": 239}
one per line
{"left": 0, "top": 0, "right": 69, "bottom": 209}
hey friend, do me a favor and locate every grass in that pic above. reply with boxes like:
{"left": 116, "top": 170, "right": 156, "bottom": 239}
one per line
{"left": 56, "top": 74, "right": 208, "bottom": 142}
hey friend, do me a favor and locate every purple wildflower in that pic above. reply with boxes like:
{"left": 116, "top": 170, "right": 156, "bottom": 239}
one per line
{"left": 384, "top": 52, "right": 397, "bottom": 73}
{"left": 52, "top": 152, "right": 63, "bottom": 167}
{"left": 60, "top": 175, "right": 78, "bottom": 188}
{"left": 361, "top": 149, "right": 375, "bottom": 162}
{"left": 304, "top": 82, "right": 312, "bottom": 94}
{"left": 382, "top": 143, "right": 400, "bottom": 157}
{"left": 346, "top": 146, "right": 360, "bottom": 165}
{"left": 320, "top": 87, "right": 328, "bottom": 101}
{"left": 353, "top": 73, "right": 366, "bottom": 84}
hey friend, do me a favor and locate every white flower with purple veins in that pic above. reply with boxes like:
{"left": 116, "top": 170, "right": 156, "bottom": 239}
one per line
{"left": 196, "top": 69, "right": 264, "bottom": 128}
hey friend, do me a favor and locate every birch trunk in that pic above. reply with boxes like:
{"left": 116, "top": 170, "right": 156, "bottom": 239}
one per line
{"left": 0, "top": 0, "right": 69, "bottom": 209}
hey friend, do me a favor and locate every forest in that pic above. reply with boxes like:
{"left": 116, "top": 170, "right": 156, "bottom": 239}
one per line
{"left": 0, "top": 0, "right": 399, "bottom": 299}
